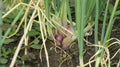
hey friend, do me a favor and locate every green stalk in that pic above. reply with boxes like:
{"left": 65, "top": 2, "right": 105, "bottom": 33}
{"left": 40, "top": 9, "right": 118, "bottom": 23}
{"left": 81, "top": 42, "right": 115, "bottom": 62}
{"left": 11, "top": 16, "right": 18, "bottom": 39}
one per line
{"left": 86, "top": 0, "right": 95, "bottom": 20}
{"left": 66, "top": 0, "right": 73, "bottom": 26}
{"left": 59, "top": 0, "right": 67, "bottom": 23}
{"left": 75, "top": 0, "right": 87, "bottom": 66}
{"left": 101, "top": 0, "right": 110, "bottom": 43}
{"left": 94, "top": 0, "right": 99, "bottom": 66}
{"left": 97, "top": 0, "right": 119, "bottom": 66}
{"left": 44, "top": 0, "right": 52, "bottom": 37}
{"left": 103, "top": 0, "right": 119, "bottom": 46}
{"left": 0, "top": 0, "right": 3, "bottom": 55}
{"left": 44, "top": 0, "right": 50, "bottom": 18}
{"left": 53, "top": 0, "right": 61, "bottom": 13}
{"left": 94, "top": 0, "right": 99, "bottom": 50}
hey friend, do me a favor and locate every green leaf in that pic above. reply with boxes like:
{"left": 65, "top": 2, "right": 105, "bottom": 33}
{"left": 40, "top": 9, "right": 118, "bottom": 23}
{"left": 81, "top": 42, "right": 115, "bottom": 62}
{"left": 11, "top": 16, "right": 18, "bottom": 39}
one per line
{"left": 27, "top": 29, "right": 39, "bottom": 36}
{"left": 30, "top": 38, "right": 41, "bottom": 49}
{"left": 0, "top": 57, "right": 8, "bottom": 64}
{"left": 30, "top": 44, "right": 41, "bottom": 49}
{"left": 115, "top": 10, "right": 120, "bottom": 16}
{"left": 30, "top": 38, "right": 39, "bottom": 45}
{"left": 0, "top": 65, "right": 6, "bottom": 67}
{"left": 1, "top": 48, "right": 12, "bottom": 58}
{"left": 7, "top": 9, "right": 21, "bottom": 19}
{"left": 3, "top": 38, "right": 14, "bottom": 44}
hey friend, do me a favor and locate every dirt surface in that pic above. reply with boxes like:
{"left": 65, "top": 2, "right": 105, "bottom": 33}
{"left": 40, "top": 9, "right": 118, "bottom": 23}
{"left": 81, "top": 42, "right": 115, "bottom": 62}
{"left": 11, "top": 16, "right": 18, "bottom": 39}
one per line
{"left": 30, "top": 21, "right": 120, "bottom": 67}
{"left": 4, "top": 21, "right": 119, "bottom": 67}
{"left": 2, "top": 20, "right": 119, "bottom": 67}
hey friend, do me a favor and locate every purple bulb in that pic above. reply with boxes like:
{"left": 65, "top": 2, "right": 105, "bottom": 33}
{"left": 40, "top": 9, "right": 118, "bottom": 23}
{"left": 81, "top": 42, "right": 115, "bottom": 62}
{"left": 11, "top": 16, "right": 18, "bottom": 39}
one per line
{"left": 56, "top": 34, "right": 64, "bottom": 44}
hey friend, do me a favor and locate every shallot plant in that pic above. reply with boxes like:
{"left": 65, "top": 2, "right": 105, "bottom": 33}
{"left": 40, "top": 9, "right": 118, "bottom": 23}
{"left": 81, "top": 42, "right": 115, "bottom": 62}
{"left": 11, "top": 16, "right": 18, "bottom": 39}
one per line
{"left": 1, "top": 0, "right": 120, "bottom": 67}
{"left": 76, "top": 0, "right": 120, "bottom": 67}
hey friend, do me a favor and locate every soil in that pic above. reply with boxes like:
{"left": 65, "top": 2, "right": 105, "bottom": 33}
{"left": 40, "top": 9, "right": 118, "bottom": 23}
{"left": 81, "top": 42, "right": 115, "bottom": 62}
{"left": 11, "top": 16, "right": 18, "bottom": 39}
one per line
{"left": 2, "top": 20, "right": 119, "bottom": 67}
